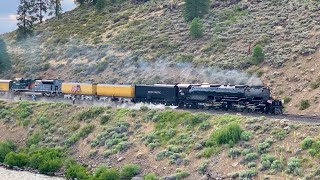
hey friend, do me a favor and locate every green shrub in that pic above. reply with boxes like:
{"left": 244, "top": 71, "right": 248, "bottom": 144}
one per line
{"left": 283, "top": 96, "right": 292, "bottom": 105}
{"left": 175, "top": 171, "right": 189, "bottom": 179}
{"left": 26, "top": 131, "right": 43, "bottom": 147}
{"left": 259, "top": 154, "right": 276, "bottom": 171}
{"left": 197, "top": 161, "right": 208, "bottom": 174}
{"left": 29, "top": 148, "right": 63, "bottom": 174}
{"left": 0, "top": 140, "right": 16, "bottom": 162}
{"left": 238, "top": 169, "right": 257, "bottom": 179}
{"left": 244, "top": 153, "right": 258, "bottom": 161}
{"left": 287, "top": 157, "right": 301, "bottom": 175}
{"left": 301, "top": 137, "right": 314, "bottom": 150}
{"left": 66, "top": 124, "right": 95, "bottom": 146}
{"left": 100, "top": 115, "right": 111, "bottom": 125}
{"left": 65, "top": 160, "right": 89, "bottom": 180}
{"left": 299, "top": 99, "right": 310, "bottom": 110}
{"left": 208, "top": 123, "right": 243, "bottom": 145}
{"left": 271, "top": 160, "right": 284, "bottom": 172}
{"left": 120, "top": 164, "right": 140, "bottom": 180}
{"left": 144, "top": 173, "right": 157, "bottom": 180}
{"left": 257, "top": 139, "right": 273, "bottom": 154}
{"left": 184, "top": 0, "right": 210, "bottom": 22}
{"left": 247, "top": 162, "right": 257, "bottom": 168}
{"left": 199, "top": 121, "right": 211, "bottom": 131}
{"left": 189, "top": 18, "right": 203, "bottom": 39}
{"left": 77, "top": 107, "right": 104, "bottom": 121}
{"left": 240, "top": 131, "right": 253, "bottom": 141}
{"left": 250, "top": 44, "right": 265, "bottom": 65}
{"left": 272, "top": 129, "right": 286, "bottom": 140}
{"left": 201, "top": 146, "right": 220, "bottom": 158}
{"left": 92, "top": 166, "right": 120, "bottom": 180}
{"left": 4, "top": 152, "right": 29, "bottom": 167}
{"left": 228, "top": 148, "right": 241, "bottom": 159}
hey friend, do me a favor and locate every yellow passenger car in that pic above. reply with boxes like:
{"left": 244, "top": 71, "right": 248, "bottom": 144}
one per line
{"left": 0, "top": 80, "right": 12, "bottom": 92}
{"left": 62, "top": 83, "right": 97, "bottom": 95}
{"left": 97, "top": 84, "right": 134, "bottom": 98}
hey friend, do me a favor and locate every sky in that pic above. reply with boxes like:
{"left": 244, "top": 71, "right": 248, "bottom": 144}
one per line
{"left": 0, "top": 0, "right": 76, "bottom": 35}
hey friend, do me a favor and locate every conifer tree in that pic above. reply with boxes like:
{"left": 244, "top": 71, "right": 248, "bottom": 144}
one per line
{"left": 49, "top": 0, "right": 62, "bottom": 18}
{"left": 74, "top": 0, "right": 86, "bottom": 6}
{"left": 34, "top": 0, "right": 50, "bottom": 23}
{"left": 184, "top": 0, "right": 210, "bottom": 22}
{"left": 95, "top": 0, "right": 106, "bottom": 11}
{"left": 16, "top": 0, "right": 37, "bottom": 40}
{"left": 0, "top": 39, "right": 11, "bottom": 73}
{"left": 189, "top": 17, "right": 203, "bottom": 38}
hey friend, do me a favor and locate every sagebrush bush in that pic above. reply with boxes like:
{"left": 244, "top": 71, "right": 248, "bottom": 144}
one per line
{"left": 66, "top": 124, "right": 95, "bottom": 146}
{"left": 77, "top": 107, "right": 105, "bottom": 121}
{"left": 287, "top": 157, "right": 301, "bottom": 175}
{"left": 301, "top": 137, "right": 314, "bottom": 150}
{"left": 26, "top": 131, "right": 43, "bottom": 147}
{"left": 240, "top": 131, "right": 253, "bottom": 141}
{"left": 283, "top": 96, "right": 292, "bottom": 104}
{"left": 244, "top": 152, "right": 258, "bottom": 161}
{"left": 189, "top": 18, "right": 204, "bottom": 39}
{"left": 299, "top": 99, "right": 310, "bottom": 110}
{"left": 120, "top": 164, "right": 140, "bottom": 179}
{"left": 4, "top": 152, "right": 29, "bottom": 167}
{"left": 0, "top": 140, "right": 16, "bottom": 162}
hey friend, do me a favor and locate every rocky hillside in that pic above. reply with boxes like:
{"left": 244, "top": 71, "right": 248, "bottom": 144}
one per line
{"left": 1, "top": 0, "right": 320, "bottom": 114}
{"left": 1, "top": 100, "right": 320, "bottom": 179}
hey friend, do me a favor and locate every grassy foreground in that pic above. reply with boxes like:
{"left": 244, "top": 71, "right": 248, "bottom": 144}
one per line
{"left": 0, "top": 100, "right": 320, "bottom": 179}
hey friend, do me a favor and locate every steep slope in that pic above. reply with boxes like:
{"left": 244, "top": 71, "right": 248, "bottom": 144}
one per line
{"left": 1, "top": 0, "right": 320, "bottom": 114}
{"left": 1, "top": 100, "right": 320, "bottom": 179}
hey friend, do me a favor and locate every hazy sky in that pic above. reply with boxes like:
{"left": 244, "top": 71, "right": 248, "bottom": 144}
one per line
{"left": 0, "top": 0, "right": 76, "bottom": 35}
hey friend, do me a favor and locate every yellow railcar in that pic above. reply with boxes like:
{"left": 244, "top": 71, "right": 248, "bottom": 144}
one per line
{"left": 62, "top": 83, "right": 97, "bottom": 95}
{"left": 97, "top": 84, "right": 134, "bottom": 98}
{"left": 0, "top": 80, "right": 12, "bottom": 92}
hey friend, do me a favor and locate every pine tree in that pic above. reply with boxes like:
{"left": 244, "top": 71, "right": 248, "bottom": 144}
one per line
{"left": 95, "top": 0, "right": 106, "bottom": 12}
{"left": 16, "top": 0, "right": 37, "bottom": 40}
{"left": 251, "top": 44, "right": 265, "bottom": 65}
{"left": 74, "top": 0, "right": 86, "bottom": 6}
{"left": 48, "top": 0, "right": 62, "bottom": 18}
{"left": 0, "top": 39, "right": 11, "bottom": 73}
{"left": 184, "top": 0, "right": 210, "bottom": 22}
{"left": 34, "top": 0, "right": 50, "bottom": 23}
{"left": 189, "top": 17, "right": 203, "bottom": 38}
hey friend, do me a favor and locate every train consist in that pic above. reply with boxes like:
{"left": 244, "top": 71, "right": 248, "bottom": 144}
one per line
{"left": 0, "top": 78, "right": 283, "bottom": 114}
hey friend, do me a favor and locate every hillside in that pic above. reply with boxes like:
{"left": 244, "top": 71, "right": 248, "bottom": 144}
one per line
{"left": 1, "top": 100, "right": 320, "bottom": 179}
{"left": 1, "top": 0, "right": 320, "bottom": 114}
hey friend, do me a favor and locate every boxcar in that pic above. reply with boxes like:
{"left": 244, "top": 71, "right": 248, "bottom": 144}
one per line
{"left": 97, "top": 84, "right": 134, "bottom": 98}
{"left": 0, "top": 80, "right": 12, "bottom": 92}
{"left": 61, "top": 83, "right": 97, "bottom": 95}
{"left": 134, "top": 84, "right": 178, "bottom": 104}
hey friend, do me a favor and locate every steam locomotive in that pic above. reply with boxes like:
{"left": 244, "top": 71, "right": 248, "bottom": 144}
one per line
{"left": 0, "top": 78, "right": 283, "bottom": 114}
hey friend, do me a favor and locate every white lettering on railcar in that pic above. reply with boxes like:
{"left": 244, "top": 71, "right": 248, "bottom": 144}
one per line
{"left": 148, "top": 91, "right": 161, "bottom": 94}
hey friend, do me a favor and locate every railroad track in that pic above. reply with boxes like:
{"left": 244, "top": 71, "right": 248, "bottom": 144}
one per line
{"left": 1, "top": 95, "right": 319, "bottom": 124}
{"left": 176, "top": 107, "right": 320, "bottom": 124}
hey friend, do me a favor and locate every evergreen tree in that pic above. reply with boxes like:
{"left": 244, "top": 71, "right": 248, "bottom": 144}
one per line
{"left": 189, "top": 17, "right": 203, "bottom": 38}
{"left": 251, "top": 44, "right": 265, "bottom": 65}
{"left": 95, "top": 0, "right": 106, "bottom": 11}
{"left": 49, "top": 0, "right": 62, "bottom": 18}
{"left": 184, "top": 0, "right": 210, "bottom": 22}
{"left": 34, "top": 0, "right": 50, "bottom": 23}
{"left": 74, "top": 0, "right": 86, "bottom": 6}
{"left": 0, "top": 39, "right": 11, "bottom": 73}
{"left": 16, "top": 0, "right": 37, "bottom": 40}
